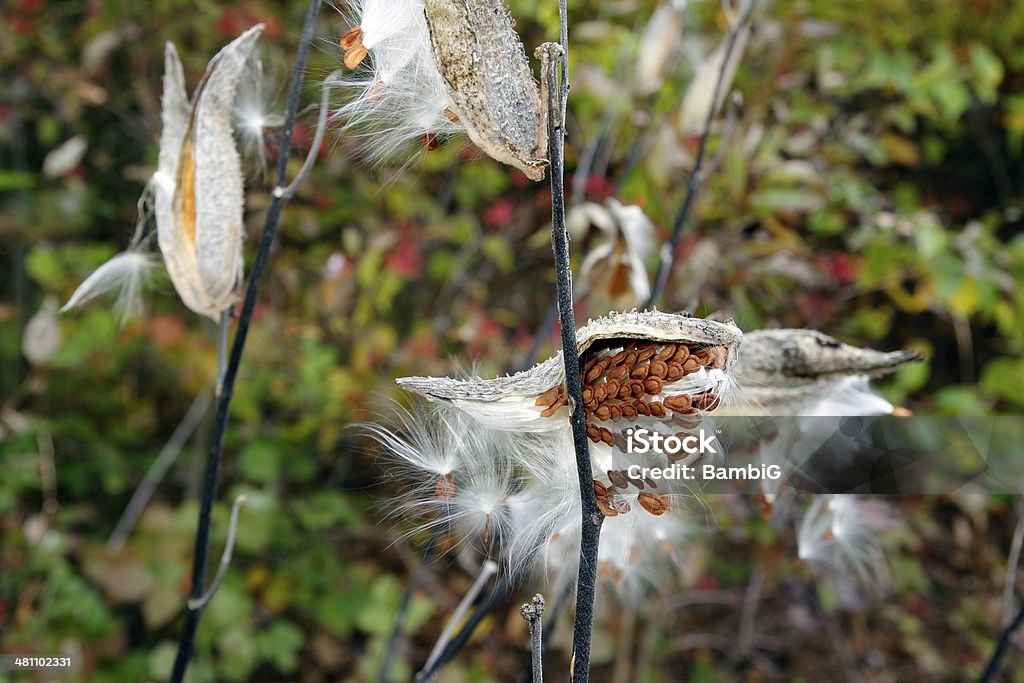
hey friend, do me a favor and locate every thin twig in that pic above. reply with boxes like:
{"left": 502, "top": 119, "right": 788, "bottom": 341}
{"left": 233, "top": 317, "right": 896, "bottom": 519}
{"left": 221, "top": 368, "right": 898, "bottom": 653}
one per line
{"left": 275, "top": 69, "right": 341, "bottom": 200}
{"left": 646, "top": 0, "right": 756, "bottom": 309}
{"left": 416, "top": 573, "right": 516, "bottom": 682}
{"left": 422, "top": 560, "right": 498, "bottom": 675}
{"left": 169, "top": 2, "right": 322, "bottom": 680}
{"left": 1003, "top": 509, "right": 1024, "bottom": 625}
{"left": 520, "top": 594, "right": 545, "bottom": 683}
{"left": 187, "top": 495, "right": 247, "bottom": 610}
{"left": 107, "top": 388, "right": 212, "bottom": 554}
{"left": 980, "top": 599, "right": 1024, "bottom": 683}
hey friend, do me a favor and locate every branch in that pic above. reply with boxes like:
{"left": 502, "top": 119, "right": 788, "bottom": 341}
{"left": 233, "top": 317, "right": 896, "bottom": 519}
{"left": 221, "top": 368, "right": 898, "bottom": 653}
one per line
{"left": 646, "top": 0, "right": 756, "bottom": 309}
{"left": 186, "top": 495, "right": 247, "bottom": 610}
{"left": 169, "top": 1, "right": 322, "bottom": 680}
{"left": 520, "top": 594, "right": 545, "bottom": 683}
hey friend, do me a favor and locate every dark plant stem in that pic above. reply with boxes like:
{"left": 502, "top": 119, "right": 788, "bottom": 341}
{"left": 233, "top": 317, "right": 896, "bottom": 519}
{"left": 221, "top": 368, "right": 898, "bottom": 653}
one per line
{"left": 979, "top": 597, "right": 1024, "bottom": 683}
{"left": 544, "top": 5, "right": 602, "bottom": 679}
{"left": 645, "top": 0, "right": 755, "bottom": 309}
{"left": 168, "top": 2, "right": 321, "bottom": 680}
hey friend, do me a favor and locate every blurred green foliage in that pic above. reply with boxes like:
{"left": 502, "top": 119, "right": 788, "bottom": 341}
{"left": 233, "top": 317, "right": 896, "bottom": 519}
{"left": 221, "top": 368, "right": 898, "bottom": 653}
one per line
{"left": 2, "top": 0, "right": 1024, "bottom": 680}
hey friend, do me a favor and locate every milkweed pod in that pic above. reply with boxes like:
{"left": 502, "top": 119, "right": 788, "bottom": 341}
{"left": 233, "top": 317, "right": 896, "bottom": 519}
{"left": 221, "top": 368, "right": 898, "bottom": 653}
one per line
{"left": 423, "top": 0, "right": 552, "bottom": 180}
{"left": 155, "top": 25, "right": 264, "bottom": 321}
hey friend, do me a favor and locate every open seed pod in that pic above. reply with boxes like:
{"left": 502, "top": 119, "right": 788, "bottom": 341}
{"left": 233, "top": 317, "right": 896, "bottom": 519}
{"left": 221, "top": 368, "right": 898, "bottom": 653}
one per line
{"left": 397, "top": 309, "right": 742, "bottom": 438}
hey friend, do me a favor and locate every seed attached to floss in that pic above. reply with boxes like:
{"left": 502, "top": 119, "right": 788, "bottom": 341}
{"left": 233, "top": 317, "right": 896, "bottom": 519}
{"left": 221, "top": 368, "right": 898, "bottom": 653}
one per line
{"left": 435, "top": 473, "right": 456, "bottom": 499}
{"left": 421, "top": 133, "right": 441, "bottom": 151}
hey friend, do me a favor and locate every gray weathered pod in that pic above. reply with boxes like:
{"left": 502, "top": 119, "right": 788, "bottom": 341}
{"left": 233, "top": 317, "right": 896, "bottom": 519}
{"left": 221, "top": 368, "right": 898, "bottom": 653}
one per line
{"left": 155, "top": 25, "right": 263, "bottom": 321}
{"left": 733, "top": 329, "right": 921, "bottom": 414}
{"left": 423, "top": 0, "right": 553, "bottom": 180}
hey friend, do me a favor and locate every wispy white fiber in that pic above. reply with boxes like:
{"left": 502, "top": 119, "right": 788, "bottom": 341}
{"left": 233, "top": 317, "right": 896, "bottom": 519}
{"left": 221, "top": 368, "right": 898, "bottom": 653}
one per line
{"left": 329, "top": 0, "right": 463, "bottom": 164}
{"left": 61, "top": 251, "right": 156, "bottom": 323}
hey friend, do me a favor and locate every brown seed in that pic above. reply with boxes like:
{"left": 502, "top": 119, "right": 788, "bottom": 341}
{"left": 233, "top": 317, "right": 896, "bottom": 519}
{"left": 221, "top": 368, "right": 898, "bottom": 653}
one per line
{"left": 583, "top": 355, "right": 599, "bottom": 374}
{"left": 630, "top": 382, "right": 645, "bottom": 398}
{"left": 643, "top": 377, "right": 663, "bottom": 395}
{"left": 682, "top": 357, "right": 702, "bottom": 375}
{"left": 710, "top": 345, "right": 728, "bottom": 369}
{"left": 608, "top": 349, "right": 629, "bottom": 366}
{"left": 609, "top": 405, "right": 622, "bottom": 419}
{"left": 655, "top": 344, "right": 677, "bottom": 362}
{"left": 421, "top": 133, "right": 440, "bottom": 151}
{"left": 535, "top": 386, "right": 562, "bottom": 407}
{"left": 637, "top": 347, "right": 656, "bottom": 362}
{"left": 630, "top": 364, "right": 649, "bottom": 380}
{"left": 595, "top": 405, "right": 611, "bottom": 421}
{"left": 618, "top": 383, "right": 633, "bottom": 400}
{"left": 692, "top": 348, "right": 712, "bottom": 366}
{"left": 612, "top": 431, "right": 629, "bottom": 452}
{"left": 600, "top": 427, "right": 614, "bottom": 445}
{"left": 605, "top": 380, "right": 620, "bottom": 398}
{"left": 620, "top": 403, "right": 637, "bottom": 418}
{"left": 587, "top": 424, "right": 601, "bottom": 442}
{"left": 648, "top": 401, "right": 667, "bottom": 418}
{"left": 608, "top": 365, "right": 629, "bottom": 383}
{"left": 695, "top": 392, "right": 721, "bottom": 411}
{"left": 582, "top": 387, "right": 593, "bottom": 404}
{"left": 594, "top": 385, "right": 607, "bottom": 402}
{"left": 671, "top": 345, "right": 690, "bottom": 364}
{"left": 593, "top": 479, "right": 609, "bottom": 500}
{"left": 637, "top": 492, "right": 670, "bottom": 516}
{"left": 539, "top": 396, "right": 565, "bottom": 417}
{"left": 648, "top": 360, "right": 668, "bottom": 379}
{"left": 596, "top": 499, "right": 619, "bottom": 517}
{"left": 340, "top": 26, "right": 364, "bottom": 52}
{"left": 586, "top": 358, "right": 609, "bottom": 383}
{"left": 607, "top": 469, "right": 629, "bottom": 489}
{"left": 435, "top": 473, "right": 455, "bottom": 499}
{"left": 443, "top": 107, "right": 460, "bottom": 123}
{"left": 343, "top": 43, "right": 369, "bottom": 69}
{"left": 624, "top": 472, "right": 645, "bottom": 490}
{"left": 635, "top": 401, "right": 650, "bottom": 416}
{"left": 624, "top": 351, "right": 639, "bottom": 368}
{"left": 664, "top": 394, "right": 693, "bottom": 413}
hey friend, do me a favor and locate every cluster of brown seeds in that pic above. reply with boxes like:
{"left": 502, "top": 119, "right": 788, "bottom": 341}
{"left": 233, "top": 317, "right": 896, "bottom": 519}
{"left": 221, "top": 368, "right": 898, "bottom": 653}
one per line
{"left": 578, "top": 341, "right": 727, "bottom": 445}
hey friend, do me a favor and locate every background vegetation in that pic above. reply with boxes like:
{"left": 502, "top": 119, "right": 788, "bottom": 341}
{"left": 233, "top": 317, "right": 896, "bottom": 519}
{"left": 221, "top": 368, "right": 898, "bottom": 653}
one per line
{"left": 2, "top": 0, "right": 1023, "bottom": 680}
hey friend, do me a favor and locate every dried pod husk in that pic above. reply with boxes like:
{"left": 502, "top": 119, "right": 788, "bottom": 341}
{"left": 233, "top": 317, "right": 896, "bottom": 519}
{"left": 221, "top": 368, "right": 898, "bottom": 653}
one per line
{"left": 155, "top": 25, "right": 264, "bottom": 321}
{"left": 423, "top": 0, "right": 551, "bottom": 180}
{"left": 733, "top": 329, "right": 921, "bottom": 415}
